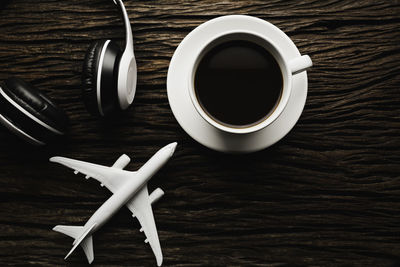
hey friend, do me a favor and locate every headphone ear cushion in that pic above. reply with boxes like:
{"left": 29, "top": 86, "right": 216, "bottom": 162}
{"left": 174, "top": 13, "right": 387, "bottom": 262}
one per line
{"left": 82, "top": 40, "right": 122, "bottom": 117}
{"left": 82, "top": 40, "right": 106, "bottom": 116}
{"left": 0, "top": 78, "right": 68, "bottom": 145}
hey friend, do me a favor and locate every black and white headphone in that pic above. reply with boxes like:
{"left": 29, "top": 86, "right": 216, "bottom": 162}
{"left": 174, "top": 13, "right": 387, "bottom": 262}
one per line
{"left": 0, "top": 0, "right": 136, "bottom": 145}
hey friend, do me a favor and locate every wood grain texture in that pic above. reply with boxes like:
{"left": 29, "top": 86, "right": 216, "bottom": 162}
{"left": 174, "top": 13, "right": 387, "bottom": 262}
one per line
{"left": 0, "top": 0, "right": 399, "bottom": 266}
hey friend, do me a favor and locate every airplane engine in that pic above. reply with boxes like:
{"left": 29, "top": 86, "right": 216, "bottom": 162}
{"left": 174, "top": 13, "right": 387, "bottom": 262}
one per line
{"left": 149, "top": 188, "right": 164, "bottom": 204}
{"left": 112, "top": 154, "right": 131, "bottom": 169}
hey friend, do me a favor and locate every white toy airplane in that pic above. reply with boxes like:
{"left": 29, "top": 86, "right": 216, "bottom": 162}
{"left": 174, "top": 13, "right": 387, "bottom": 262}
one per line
{"left": 51, "top": 142, "right": 177, "bottom": 266}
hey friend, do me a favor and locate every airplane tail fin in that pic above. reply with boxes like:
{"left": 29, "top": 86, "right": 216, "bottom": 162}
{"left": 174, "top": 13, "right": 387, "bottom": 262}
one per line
{"left": 53, "top": 224, "right": 96, "bottom": 264}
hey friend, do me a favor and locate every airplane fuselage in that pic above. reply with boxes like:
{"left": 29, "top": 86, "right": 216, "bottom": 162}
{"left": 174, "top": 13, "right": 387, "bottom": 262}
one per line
{"left": 80, "top": 144, "right": 174, "bottom": 236}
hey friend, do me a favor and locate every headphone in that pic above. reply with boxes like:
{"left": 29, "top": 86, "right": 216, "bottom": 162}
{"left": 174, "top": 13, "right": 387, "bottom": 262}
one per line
{"left": 0, "top": 0, "right": 136, "bottom": 145}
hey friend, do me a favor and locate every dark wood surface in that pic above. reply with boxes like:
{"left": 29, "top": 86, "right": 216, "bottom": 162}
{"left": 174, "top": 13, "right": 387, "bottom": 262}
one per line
{"left": 0, "top": 0, "right": 399, "bottom": 266}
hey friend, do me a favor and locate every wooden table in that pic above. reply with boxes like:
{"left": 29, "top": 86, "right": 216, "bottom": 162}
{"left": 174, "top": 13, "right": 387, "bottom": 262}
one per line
{"left": 0, "top": 0, "right": 399, "bottom": 266}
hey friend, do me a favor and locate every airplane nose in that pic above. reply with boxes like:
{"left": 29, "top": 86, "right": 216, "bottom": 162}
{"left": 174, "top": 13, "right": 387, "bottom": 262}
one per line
{"left": 167, "top": 142, "right": 177, "bottom": 156}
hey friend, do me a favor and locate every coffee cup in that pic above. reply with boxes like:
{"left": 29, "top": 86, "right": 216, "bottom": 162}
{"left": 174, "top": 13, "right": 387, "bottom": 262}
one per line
{"left": 188, "top": 30, "right": 312, "bottom": 135}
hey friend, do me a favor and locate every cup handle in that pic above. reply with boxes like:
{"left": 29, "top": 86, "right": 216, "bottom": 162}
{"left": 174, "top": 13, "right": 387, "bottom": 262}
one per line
{"left": 289, "top": 55, "right": 312, "bottom": 75}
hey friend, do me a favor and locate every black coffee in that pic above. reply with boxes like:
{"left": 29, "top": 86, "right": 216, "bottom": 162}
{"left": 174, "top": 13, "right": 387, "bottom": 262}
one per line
{"left": 194, "top": 40, "right": 283, "bottom": 128}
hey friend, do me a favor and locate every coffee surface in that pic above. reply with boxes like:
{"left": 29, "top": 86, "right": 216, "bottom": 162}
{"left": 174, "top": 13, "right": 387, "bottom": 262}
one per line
{"left": 194, "top": 40, "right": 283, "bottom": 127}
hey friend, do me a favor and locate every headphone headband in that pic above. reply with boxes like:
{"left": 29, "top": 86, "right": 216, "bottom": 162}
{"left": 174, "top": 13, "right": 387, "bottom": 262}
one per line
{"left": 114, "top": 0, "right": 134, "bottom": 54}
{"left": 115, "top": 0, "right": 137, "bottom": 110}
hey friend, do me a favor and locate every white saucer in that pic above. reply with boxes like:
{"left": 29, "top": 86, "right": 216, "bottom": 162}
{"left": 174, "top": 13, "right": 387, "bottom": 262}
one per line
{"left": 167, "top": 15, "right": 308, "bottom": 153}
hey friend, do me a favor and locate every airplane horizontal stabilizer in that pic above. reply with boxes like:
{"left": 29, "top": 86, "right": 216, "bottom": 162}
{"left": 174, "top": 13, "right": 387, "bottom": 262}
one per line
{"left": 53, "top": 225, "right": 83, "bottom": 239}
{"left": 53, "top": 224, "right": 96, "bottom": 264}
{"left": 81, "top": 235, "right": 94, "bottom": 264}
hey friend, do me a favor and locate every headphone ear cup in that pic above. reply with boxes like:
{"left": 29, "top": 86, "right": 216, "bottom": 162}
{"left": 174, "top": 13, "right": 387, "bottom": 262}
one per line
{"left": 0, "top": 78, "right": 68, "bottom": 145}
{"left": 82, "top": 40, "right": 121, "bottom": 117}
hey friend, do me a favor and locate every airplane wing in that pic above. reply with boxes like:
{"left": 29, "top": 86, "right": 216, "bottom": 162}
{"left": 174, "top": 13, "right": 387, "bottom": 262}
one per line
{"left": 50, "top": 156, "right": 129, "bottom": 193}
{"left": 126, "top": 185, "right": 163, "bottom": 266}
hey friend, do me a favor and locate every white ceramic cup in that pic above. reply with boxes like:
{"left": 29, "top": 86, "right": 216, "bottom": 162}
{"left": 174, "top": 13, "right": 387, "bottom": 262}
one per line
{"left": 188, "top": 30, "right": 312, "bottom": 135}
